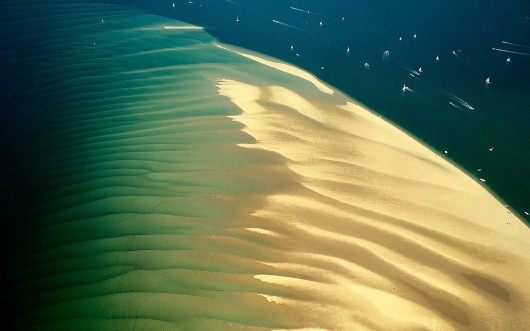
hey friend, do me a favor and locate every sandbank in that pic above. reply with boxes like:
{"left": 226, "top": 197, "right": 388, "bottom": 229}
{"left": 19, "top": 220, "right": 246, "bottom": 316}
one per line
{"left": 217, "top": 78, "right": 530, "bottom": 330}
{"left": 12, "top": 2, "right": 529, "bottom": 328}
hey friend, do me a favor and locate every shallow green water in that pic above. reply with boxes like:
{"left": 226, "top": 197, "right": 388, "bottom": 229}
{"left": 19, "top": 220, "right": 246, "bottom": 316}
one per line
{"left": 2, "top": 2, "right": 311, "bottom": 329}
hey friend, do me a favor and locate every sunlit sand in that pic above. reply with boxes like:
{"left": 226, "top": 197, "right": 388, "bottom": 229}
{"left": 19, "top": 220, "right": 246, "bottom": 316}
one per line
{"left": 217, "top": 78, "right": 530, "bottom": 330}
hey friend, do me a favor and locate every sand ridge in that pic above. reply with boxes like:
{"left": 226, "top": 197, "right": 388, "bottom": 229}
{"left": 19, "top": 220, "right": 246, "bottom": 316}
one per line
{"left": 214, "top": 44, "right": 334, "bottom": 95}
{"left": 163, "top": 25, "right": 204, "bottom": 30}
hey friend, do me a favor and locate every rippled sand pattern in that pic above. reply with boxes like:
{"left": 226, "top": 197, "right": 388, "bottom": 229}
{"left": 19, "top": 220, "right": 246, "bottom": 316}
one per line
{"left": 217, "top": 79, "right": 530, "bottom": 330}
{"left": 3, "top": 1, "right": 529, "bottom": 330}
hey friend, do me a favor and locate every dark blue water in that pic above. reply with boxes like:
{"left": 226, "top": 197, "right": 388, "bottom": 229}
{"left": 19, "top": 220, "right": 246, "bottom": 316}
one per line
{"left": 118, "top": 0, "right": 530, "bottom": 222}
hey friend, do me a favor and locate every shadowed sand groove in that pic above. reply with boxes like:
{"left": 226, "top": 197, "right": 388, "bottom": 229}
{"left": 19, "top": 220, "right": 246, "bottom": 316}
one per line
{"left": 2, "top": 1, "right": 529, "bottom": 330}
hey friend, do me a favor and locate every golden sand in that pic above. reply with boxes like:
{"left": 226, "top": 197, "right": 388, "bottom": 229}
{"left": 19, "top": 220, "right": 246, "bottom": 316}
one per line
{"left": 216, "top": 76, "right": 530, "bottom": 330}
